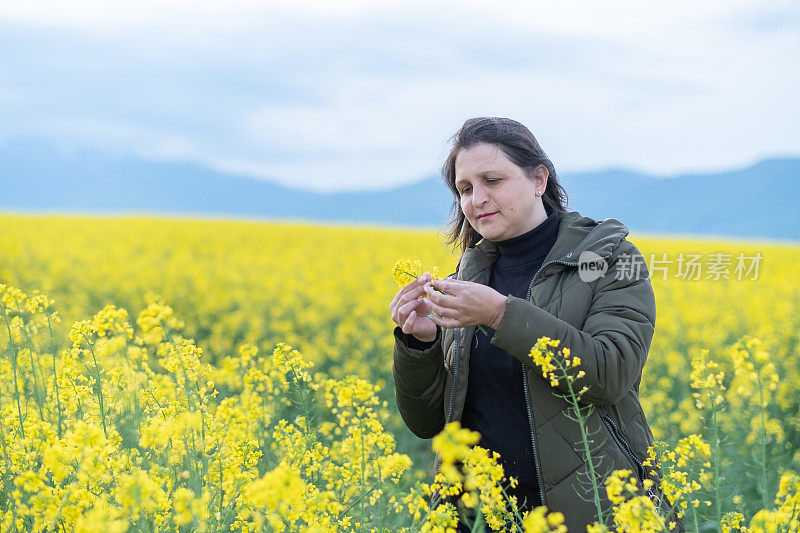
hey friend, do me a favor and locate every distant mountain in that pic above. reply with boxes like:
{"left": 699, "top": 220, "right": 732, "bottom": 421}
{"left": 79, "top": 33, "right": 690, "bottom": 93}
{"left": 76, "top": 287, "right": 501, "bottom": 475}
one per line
{"left": 0, "top": 139, "right": 453, "bottom": 226}
{"left": 1, "top": 139, "right": 799, "bottom": 241}
{"left": 560, "top": 159, "right": 800, "bottom": 240}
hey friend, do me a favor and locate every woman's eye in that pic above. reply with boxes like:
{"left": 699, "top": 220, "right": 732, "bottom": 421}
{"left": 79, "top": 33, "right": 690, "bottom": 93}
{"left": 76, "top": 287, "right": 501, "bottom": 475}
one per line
{"left": 460, "top": 186, "right": 471, "bottom": 195}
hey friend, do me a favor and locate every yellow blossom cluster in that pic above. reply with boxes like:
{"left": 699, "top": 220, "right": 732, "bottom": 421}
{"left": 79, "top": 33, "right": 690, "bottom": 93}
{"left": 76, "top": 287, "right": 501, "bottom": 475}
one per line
{"left": 527, "top": 336, "right": 586, "bottom": 394}
{"left": 640, "top": 435, "right": 711, "bottom": 517}
{"left": 405, "top": 422, "right": 567, "bottom": 532}
{"left": 392, "top": 258, "right": 442, "bottom": 288}
{"left": 720, "top": 511, "right": 747, "bottom": 533}
{"left": 727, "top": 337, "right": 784, "bottom": 447}
{"left": 759, "top": 470, "right": 800, "bottom": 532}
{"left": 3, "top": 215, "right": 800, "bottom": 531}
{"left": 603, "top": 470, "right": 665, "bottom": 531}
{"left": 0, "top": 284, "right": 413, "bottom": 531}
{"left": 689, "top": 348, "right": 726, "bottom": 410}
{"left": 521, "top": 506, "right": 567, "bottom": 533}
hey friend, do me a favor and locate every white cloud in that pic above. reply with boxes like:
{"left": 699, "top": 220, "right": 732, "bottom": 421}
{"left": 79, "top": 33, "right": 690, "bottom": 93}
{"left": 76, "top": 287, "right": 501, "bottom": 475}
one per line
{"left": 0, "top": 1, "right": 384, "bottom": 32}
{"left": 0, "top": 0, "right": 797, "bottom": 190}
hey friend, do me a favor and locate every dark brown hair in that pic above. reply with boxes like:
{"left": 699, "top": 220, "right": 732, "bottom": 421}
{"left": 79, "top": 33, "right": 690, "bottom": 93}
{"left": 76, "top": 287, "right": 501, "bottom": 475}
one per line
{"left": 442, "top": 117, "right": 568, "bottom": 253}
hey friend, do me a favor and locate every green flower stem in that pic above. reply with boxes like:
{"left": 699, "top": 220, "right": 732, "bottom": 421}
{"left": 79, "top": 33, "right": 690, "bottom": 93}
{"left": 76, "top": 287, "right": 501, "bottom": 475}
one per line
{"left": 82, "top": 333, "right": 108, "bottom": 439}
{"left": 468, "top": 501, "right": 485, "bottom": 532}
{"left": 561, "top": 369, "right": 604, "bottom": 523}
{"left": 690, "top": 497, "right": 700, "bottom": 533}
{"left": 1, "top": 304, "right": 26, "bottom": 439}
{"left": 709, "top": 391, "right": 722, "bottom": 529}
{"left": 539, "top": 349, "right": 604, "bottom": 523}
{"left": 377, "top": 460, "right": 384, "bottom": 533}
{"left": 0, "top": 387, "right": 22, "bottom": 532}
{"left": 46, "top": 311, "right": 64, "bottom": 439}
{"left": 361, "top": 427, "right": 367, "bottom": 527}
{"left": 744, "top": 344, "right": 770, "bottom": 512}
{"left": 498, "top": 482, "right": 526, "bottom": 530}
{"left": 162, "top": 328, "right": 211, "bottom": 481}
{"left": 337, "top": 480, "right": 382, "bottom": 521}
{"left": 15, "top": 301, "right": 47, "bottom": 419}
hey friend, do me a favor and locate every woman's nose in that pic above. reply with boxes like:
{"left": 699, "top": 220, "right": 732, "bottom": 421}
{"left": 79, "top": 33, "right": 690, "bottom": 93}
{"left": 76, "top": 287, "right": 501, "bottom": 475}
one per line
{"left": 472, "top": 184, "right": 488, "bottom": 206}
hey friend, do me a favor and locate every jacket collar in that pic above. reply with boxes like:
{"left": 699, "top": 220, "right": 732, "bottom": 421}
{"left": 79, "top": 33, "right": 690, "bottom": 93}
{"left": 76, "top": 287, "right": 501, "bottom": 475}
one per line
{"left": 457, "top": 211, "right": 630, "bottom": 282}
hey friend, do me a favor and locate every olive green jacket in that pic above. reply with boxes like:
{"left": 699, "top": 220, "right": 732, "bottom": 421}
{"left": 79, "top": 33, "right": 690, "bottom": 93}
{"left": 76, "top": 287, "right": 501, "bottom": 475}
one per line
{"left": 393, "top": 211, "right": 674, "bottom": 531}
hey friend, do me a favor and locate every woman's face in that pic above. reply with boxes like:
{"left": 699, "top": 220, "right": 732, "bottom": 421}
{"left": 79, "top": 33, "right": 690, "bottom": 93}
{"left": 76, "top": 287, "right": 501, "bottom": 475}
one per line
{"left": 455, "top": 142, "right": 547, "bottom": 242}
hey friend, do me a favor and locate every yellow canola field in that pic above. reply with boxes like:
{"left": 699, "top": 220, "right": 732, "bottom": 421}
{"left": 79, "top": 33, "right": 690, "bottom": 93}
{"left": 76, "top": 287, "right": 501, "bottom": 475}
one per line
{"left": 1, "top": 214, "right": 799, "bottom": 531}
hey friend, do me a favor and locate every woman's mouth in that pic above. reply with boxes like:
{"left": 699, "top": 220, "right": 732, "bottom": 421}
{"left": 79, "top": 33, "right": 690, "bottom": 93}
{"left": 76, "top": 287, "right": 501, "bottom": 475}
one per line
{"left": 477, "top": 212, "right": 497, "bottom": 221}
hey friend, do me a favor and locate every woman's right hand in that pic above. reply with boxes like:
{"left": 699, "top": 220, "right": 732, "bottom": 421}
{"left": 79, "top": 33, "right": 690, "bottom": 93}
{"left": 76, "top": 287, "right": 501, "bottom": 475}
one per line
{"left": 390, "top": 271, "right": 438, "bottom": 343}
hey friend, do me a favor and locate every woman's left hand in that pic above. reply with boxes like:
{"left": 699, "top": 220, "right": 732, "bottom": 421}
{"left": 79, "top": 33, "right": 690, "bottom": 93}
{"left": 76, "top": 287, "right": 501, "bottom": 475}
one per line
{"left": 421, "top": 279, "right": 508, "bottom": 330}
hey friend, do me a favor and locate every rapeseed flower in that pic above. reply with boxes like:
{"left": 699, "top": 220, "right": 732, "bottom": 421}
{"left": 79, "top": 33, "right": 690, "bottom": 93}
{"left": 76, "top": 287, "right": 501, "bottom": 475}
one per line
{"left": 393, "top": 258, "right": 441, "bottom": 287}
{"left": 521, "top": 506, "right": 567, "bottom": 532}
{"left": 2, "top": 215, "right": 800, "bottom": 532}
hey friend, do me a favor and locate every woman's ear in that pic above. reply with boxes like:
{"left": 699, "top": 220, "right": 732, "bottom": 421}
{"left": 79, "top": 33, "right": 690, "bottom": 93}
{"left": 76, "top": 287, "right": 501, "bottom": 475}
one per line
{"left": 534, "top": 164, "right": 549, "bottom": 192}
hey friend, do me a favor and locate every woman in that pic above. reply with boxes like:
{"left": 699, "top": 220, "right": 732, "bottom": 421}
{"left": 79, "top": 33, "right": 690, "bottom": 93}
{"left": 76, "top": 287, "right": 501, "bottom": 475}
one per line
{"left": 390, "top": 117, "right": 677, "bottom": 531}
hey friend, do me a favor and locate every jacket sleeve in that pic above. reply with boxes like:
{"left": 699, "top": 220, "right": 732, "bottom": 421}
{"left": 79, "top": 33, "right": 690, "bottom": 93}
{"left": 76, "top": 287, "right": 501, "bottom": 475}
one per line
{"left": 392, "top": 326, "right": 447, "bottom": 439}
{"left": 489, "top": 241, "right": 656, "bottom": 407}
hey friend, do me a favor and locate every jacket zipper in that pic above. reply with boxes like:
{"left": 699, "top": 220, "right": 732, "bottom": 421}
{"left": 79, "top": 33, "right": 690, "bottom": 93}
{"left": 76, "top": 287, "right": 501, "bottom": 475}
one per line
{"left": 446, "top": 271, "right": 462, "bottom": 426}
{"left": 601, "top": 415, "right": 645, "bottom": 482}
{"left": 601, "top": 414, "right": 662, "bottom": 504}
{"left": 519, "top": 259, "right": 579, "bottom": 507}
{"left": 527, "top": 259, "right": 579, "bottom": 298}
{"left": 447, "top": 329, "right": 460, "bottom": 424}
{"left": 521, "top": 371, "right": 545, "bottom": 506}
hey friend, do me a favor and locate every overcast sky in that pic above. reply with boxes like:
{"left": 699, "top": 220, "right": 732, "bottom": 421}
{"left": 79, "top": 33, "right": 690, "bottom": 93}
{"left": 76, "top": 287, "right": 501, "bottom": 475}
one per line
{"left": 1, "top": 1, "right": 798, "bottom": 191}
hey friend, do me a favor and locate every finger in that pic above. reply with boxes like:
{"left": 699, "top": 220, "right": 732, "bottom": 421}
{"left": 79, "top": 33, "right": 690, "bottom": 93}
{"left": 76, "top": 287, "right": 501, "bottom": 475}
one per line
{"left": 426, "top": 299, "right": 458, "bottom": 321}
{"left": 430, "top": 278, "right": 464, "bottom": 295}
{"left": 391, "top": 278, "right": 421, "bottom": 309}
{"left": 399, "top": 297, "right": 425, "bottom": 319}
{"left": 392, "top": 286, "right": 427, "bottom": 323}
{"left": 399, "top": 284, "right": 428, "bottom": 306}
{"left": 423, "top": 284, "right": 459, "bottom": 307}
{"left": 415, "top": 271, "right": 432, "bottom": 286}
{"left": 429, "top": 313, "right": 462, "bottom": 329}
{"left": 414, "top": 297, "right": 433, "bottom": 316}
{"left": 391, "top": 275, "right": 428, "bottom": 310}
{"left": 397, "top": 298, "right": 425, "bottom": 327}
{"left": 402, "top": 309, "right": 418, "bottom": 334}
{"left": 390, "top": 288, "right": 405, "bottom": 312}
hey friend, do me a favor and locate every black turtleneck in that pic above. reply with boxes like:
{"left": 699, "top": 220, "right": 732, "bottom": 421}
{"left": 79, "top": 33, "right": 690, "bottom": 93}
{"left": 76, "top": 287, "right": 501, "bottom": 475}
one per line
{"left": 460, "top": 204, "right": 560, "bottom": 512}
